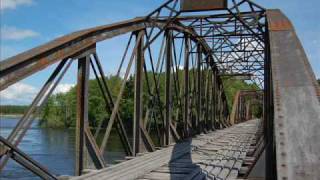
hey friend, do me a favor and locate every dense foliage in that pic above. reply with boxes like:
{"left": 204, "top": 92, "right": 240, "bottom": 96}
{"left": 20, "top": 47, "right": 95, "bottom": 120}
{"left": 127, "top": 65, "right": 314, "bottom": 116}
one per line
{"left": 39, "top": 73, "right": 260, "bottom": 128}
{"left": 0, "top": 105, "right": 29, "bottom": 115}
{"left": 221, "top": 77, "right": 259, "bottom": 111}
{"left": 40, "top": 75, "right": 135, "bottom": 128}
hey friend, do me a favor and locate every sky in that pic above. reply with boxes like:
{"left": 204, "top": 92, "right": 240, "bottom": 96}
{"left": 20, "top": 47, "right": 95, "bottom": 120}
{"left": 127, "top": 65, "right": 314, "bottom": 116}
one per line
{"left": 0, "top": 0, "right": 319, "bottom": 105}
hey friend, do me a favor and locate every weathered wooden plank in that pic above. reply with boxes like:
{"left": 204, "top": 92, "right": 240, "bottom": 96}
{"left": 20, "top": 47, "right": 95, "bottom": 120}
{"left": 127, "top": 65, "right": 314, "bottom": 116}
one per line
{"left": 71, "top": 119, "right": 262, "bottom": 180}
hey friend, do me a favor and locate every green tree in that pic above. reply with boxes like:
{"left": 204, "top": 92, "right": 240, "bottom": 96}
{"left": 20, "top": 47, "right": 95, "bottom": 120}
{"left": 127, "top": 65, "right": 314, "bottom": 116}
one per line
{"left": 39, "top": 73, "right": 261, "bottom": 128}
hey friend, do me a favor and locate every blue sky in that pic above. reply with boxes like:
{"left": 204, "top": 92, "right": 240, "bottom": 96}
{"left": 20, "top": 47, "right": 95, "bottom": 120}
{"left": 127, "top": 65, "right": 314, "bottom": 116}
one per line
{"left": 0, "top": 0, "right": 319, "bottom": 105}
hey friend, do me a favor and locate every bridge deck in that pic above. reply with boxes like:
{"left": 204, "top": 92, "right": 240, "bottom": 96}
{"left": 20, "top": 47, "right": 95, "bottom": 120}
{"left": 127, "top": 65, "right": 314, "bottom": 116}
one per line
{"left": 71, "top": 119, "right": 263, "bottom": 180}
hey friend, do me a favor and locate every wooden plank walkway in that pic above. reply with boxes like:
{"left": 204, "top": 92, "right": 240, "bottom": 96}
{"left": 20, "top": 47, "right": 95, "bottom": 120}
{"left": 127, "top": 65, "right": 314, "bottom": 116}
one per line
{"left": 71, "top": 119, "right": 263, "bottom": 180}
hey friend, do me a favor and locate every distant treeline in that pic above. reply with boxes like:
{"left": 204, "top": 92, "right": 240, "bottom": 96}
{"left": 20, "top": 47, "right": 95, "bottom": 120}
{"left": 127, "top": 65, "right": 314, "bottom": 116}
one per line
{"left": 0, "top": 105, "right": 29, "bottom": 115}
{"left": 39, "top": 71, "right": 260, "bottom": 128}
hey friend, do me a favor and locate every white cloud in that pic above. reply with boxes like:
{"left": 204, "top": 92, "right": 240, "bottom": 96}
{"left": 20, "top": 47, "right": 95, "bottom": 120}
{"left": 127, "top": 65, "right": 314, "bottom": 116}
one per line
{"left": 1, "top": 26, "right": 39, "bottom": 40}
{"left": 53, "top": 84, "right": 74, "bottom": 94}
{"left": 0, "top": 0, "right": 33, "bottom": 10}
{"left": 0, "top": 82, "right": 38, "bottom": 105}
{"left": 0, "top": 82, "right": 75, "bottom": 105}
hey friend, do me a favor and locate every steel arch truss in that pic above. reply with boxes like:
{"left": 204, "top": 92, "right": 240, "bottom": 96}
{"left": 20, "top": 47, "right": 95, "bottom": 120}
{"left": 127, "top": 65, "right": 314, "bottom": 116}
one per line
{"left": 0, "top": 0, "right": 266, "bottom": 178}
{"left": 177, "top": 0, "right": 266, "bottom": 87}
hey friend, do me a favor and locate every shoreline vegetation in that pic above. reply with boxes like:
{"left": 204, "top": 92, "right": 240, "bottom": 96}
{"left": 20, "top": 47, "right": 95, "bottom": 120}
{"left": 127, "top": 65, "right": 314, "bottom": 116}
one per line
{"left": 0, "top": 114, "right": 24, "bottom": 119}
{"left": 1, "top": 73, "right": 268, "bottom": 129}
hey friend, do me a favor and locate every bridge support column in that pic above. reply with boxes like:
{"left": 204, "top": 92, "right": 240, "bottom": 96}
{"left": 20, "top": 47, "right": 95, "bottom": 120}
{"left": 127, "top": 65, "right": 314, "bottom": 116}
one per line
{"left": 164, "top": 30, "right": 172, "bottom": 145}
{"left": 183, "top": 35, "right": 190, "bottom": 137}
{"left": 264, "top": 27, "right": 276, "bottom": 179}
{"left": 133, "top": 30, "right": 145, "bottom": 155}
{"left": 75, "top": 55, "right": 90, "bottom": 176}
{"left": 212, "top": 70, "right": 217, "bottom": 129}
{"left": 206, "top": 66, "right": 212, "bottom": 131}
{"left": 217, "top": 84, "right": 223, "bottom": 128}
{"left": 246, "top": 101, "right": 251, "bottom": 121}
{"left": 196, "top": 44, "right": 202, "bottom": 133}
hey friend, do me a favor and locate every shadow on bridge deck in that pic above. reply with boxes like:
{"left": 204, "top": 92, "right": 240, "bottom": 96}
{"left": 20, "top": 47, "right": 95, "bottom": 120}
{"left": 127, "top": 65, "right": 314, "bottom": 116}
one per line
{"left": 137, "top": 119, "right": 264, "bottom": 180}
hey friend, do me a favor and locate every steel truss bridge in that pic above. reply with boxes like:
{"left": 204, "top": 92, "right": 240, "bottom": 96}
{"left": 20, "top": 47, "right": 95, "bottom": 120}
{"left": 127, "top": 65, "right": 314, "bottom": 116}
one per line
{"left": 0, "top": 0, "right": 319, "bottom": 179}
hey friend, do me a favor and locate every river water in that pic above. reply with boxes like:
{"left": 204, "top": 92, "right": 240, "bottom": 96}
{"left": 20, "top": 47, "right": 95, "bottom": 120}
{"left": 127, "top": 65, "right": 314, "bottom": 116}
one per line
{"left": 0, "top": 118, "right": 127, "bottom": 179}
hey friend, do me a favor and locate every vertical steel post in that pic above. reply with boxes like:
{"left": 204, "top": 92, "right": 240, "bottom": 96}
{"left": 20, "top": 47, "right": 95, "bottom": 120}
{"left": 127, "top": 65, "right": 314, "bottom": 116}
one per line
{"left": 240, "top": 97, "right": 243, "bottom": 123}
{"left": 216, "top": 85, "right": 220, "bottom": 128}
{"left": 183, "top": 35, "right": 190, "bottom": 137}
{"left": 164, "top": 30, "right": 172, "bottom": 145}
{"left": 213, "top": 70, "right": 217, "bottom": 129}
{"left": 218, "top": 85, "right": 223, "bottom": 128}
{"left": 264, "top": 26, "right": 276, "bottom": 179}
{"left": 133, "top": 31, "right": 145, "bottom": 155}
{"left": 75, "top": 55, "right": 90, "bottom": 176}
{"left": 208, "top": 69, "right": 213, "bottom": 130}
{"left": 205, "top": 65, "right": 210, "bottom": 130}
{"left": 196, "top": 44, "right": 202, "bottom": 133}
{"left": 224, "top": 98, "right": 228, "bottom": 124}
{"left": 246, "top": 101, "right": 250, "bottom": 121}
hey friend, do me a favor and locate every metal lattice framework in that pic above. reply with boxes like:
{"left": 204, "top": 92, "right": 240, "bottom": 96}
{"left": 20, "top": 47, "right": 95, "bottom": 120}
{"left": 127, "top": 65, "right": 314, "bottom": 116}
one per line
{"left": 0, "top": 0, "right": 266, "bottom": 179}
{"left": 1, "top": 0, "right": 319, "bottom": 179}
{"left": 230, "top": 90, "right": 263, "bottom": 124}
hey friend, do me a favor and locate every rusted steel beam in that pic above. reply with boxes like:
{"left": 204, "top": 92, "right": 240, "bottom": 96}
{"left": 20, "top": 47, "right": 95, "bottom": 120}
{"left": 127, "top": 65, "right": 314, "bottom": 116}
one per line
{"left": 0, "top": 59, "right": 73, "bottom": 172}
{"left": 267, "top": 9, "right": 320, "bottom": 179}
{"left": 164, "top": 30, "right": 172, "bottom": 145}
{"left": 0, "top": 18, "right": 144, "bottom": 90}
{"left": 89, "top": 58, "right": 132, "bottom": 155}
{"left": 0, "top": 1, "right": 254, "bottom": 178}
{"left": 140, "top": 125, "right": 156, "bottom": 152}
{"left": 0, "top": 136, "right": 57, "bottom": 180}
{"left": 230, "top": 90, "right": 263, "bottom": 125}
{"left": 264, "top": 17, "right": 276, "bottom": 178}
{"left": 0, "top": 18, "right": 216, "bottom": 91}
{"left": 196, "top": 44, "right": 202, "bottom": 133}
{"left": 92, "top": 54, "right": 133, "bottom": 156}
{"left": 245, "top": 101, "right": 251, "bottom": 120}
{"left": 267, "top": 10, "right": 293, "bottom": 31}
{"left": 84, "top": 128, "right": 105, "bottom": 169}
{"left": 207, "top": 68, "right": 213, "bottom": 130}
{"left": 99, "top": 33, "right": 143, "bottom": 153}
{"left": 230, "top": 91, "right": 241, "bottom": 125}
{"left": 180, "top": 0, "right": 228, "bottom": 12}
{"left": 174, "top": 11, "right": 265, "bottom": 21}
{"left": 133, "top": 30, "right": 145, "bottom": 155}
{"left": 212, "top": 70, "right": 217, "bottom": 129}
{"left": 5, "top": 59, "right": 68, "bottom": 144}
{"left": 183, "top": 35, "right": 190, "bottom": 137}
{"left": 75, "top": 55, "right": 90, "bottom": 176}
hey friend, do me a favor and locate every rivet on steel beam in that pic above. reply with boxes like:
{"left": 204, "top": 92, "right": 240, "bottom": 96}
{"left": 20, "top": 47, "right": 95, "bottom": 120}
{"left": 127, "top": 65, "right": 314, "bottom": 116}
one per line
{"left": 280, "top": 132, "right": 284, "bottom": 136}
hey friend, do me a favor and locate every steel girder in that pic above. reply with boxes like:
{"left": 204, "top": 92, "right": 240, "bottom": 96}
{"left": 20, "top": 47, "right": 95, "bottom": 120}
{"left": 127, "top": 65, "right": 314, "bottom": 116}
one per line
{"left": 0, "top": 0, "right": 270, "bottom": 178}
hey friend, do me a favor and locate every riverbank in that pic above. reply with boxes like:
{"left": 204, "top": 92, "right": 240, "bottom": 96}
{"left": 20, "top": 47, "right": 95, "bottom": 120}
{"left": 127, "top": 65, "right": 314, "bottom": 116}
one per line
{"left": 0, "top": 114, "right": 23, "bottom": 119}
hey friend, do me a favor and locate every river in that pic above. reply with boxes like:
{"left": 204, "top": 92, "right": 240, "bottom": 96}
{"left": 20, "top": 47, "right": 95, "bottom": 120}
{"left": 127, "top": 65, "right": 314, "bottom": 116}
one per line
{"left": 0, "top": 117, "right": 127, "bottom": 179}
